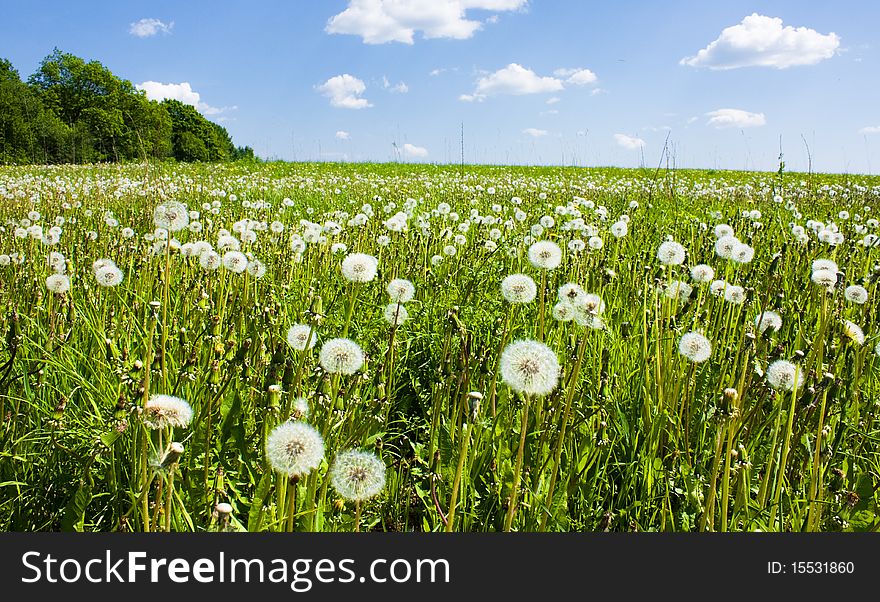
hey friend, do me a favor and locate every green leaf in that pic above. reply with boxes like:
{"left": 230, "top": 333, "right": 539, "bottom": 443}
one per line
{"left": 61, "top": 482, "right": 92, "bottom": 532}
{"left": 247, "top": 470, "right": 273, "bottom": 532}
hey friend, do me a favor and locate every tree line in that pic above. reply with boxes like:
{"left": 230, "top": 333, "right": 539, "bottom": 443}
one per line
{"left": 0, "top": 49, "right": 255, "bottom": 165}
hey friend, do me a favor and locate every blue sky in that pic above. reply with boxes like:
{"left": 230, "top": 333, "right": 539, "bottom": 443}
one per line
{"left": 2, "top": 1, "right": 879, "bottom": 173}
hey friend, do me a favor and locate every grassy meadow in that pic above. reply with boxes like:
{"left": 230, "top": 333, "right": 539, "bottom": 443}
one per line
{"left": 0, "top": 161, "right": 878, "bottom": 532}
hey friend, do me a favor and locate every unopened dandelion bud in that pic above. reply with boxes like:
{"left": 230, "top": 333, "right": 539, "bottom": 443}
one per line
{"left": 52, "top": 397, "right": 67, "bottom": 420}
{"left": 210, "top": 361, "right": 221, "bottom": 385}
{"left": 160, "top": 442, "right": 185, "bottom": 469}
{"left": 377, "top": 383, "right": 386, "bottom": 399}
{"left": 310, "top": 295, "right": 323, "bottom": 317}
{"left": 268, "top": 384, "right": 282, "bottom": 409}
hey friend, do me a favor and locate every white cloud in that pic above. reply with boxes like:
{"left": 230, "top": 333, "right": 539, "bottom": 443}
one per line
{"left": 523, "top": 128, "right": 548, "bottom": 137}
{"left": 859, "top": 126, "right": 880, "bottom": 134}
{"left": 135, "top": 81, "right": 233, "bottom": 116}
{"left": 554, "top": 67, "right": 597, "bottom": 86}
{"left": 326, "top": 0, "right": 527, "bottom": 44}
{"left": 129, "top": 18, "right": 174, "bottom": 38}
{"left": 681, "top": 13, "right": 840, "bottom": 69}
{"left": 316, "top": 74, "right": 372, "bottom": 109}
{"left": 403, "top": 143, "right": 429, "bottom": 157}
{"left": 614, "top": 133, "right": 645, "bottom": 150}
{"left": 460, "top": 63, "right": 564, "bottom": 101}
{"left": 382, "top": 76, "right": 409, "bottom": 93}
{"left": 336, "top": 130, "right": 351, "bottom": 140}
{"left": 545, "top": 96, "right": 561, "bottom": 105}
{"left": 590, "top": 88, "right": 608, "bottom": 96}
{"left": 706, "top": 108, "right": 766, "bottom": 128}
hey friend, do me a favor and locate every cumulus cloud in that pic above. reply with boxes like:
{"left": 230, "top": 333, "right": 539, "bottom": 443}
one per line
{"left": 553, "top": 67, "right": 597, "bottom": 86}
{"left": 403, "top": 143, "right": 429, "bottom": 157}
{"left": 316, "top": 74, "right": 372, "bottom": 109}
{"left": 460, "top": 63, "right": 600, "bottom": 101}
{"left": 545, "top": 96, "right": 561, "bottom": 105}
{"left": 135, "top": 81, "right": 233, "bottom": 116}
{"left": 129, "top": 18, "right": 174, "bottom": 38}
{"left": 460, "top": 63, "right": 564, "bottom": 101}
{"left": 706, "top": 108, "right": 766, "bottom": 128}
{"left": 614, "top": 133, "right": 645, "bottom": 150}
{"left": 382, "top": 76, "right": 409, "bottom": 93}
{"left": 859, "top": 126, "right": 880, "bottom": 134}
{"left": 681, "top": 13, "right": 840, "bottom": 69}
{"left": 326, "top": 0, "right": 527, "bottom": 44}
{"left": 336, "top": 130, "right": 351, "bottom": 140}
{"left": 522, "top": 128, "right": 548, "bottom": 137}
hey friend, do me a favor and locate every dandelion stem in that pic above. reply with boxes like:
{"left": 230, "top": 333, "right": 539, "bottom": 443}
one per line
{"left": 503, "top": 395, "right": 530, "bottom": 532}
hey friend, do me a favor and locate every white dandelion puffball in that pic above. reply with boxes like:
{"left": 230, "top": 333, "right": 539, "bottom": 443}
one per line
{"left": 222, "top": 250, "right": 249, "bottom": 273}
{"left": 330, "top": 449, "right": 387, "bottom": 502}
{"left": 678, "top": 332, "right": 712, "bottom": 363}
{"left": 200, "top": 251, "right": 222, "bottom": 270}
{"left": 46, "top": 273, "right": 70, "bottom": 294}
{"left": 811, "top": 269, "right": 837, "bottom": 289}
{"left": 341, "top": 252, "right": 378, "bottom": 283}
{"left": 153, "top": 201, "right": 189, "bottom": 232}
{"left": 552, "top": 301, "right": 576, "bottom": 322}
{"left": 386, "top": 278, "right": 415, "bottom": 303}
{"left": 499, "top": 339, "right": 561, "bottom": 397}
{"left": 582, "top": 293, "right": 605, "bottom": 315}
{"left": 528, "top": 240, "right": 563, "bottom": 269}
{"left": 610, "top": 221, "right": 628, "bottom": 238}
{"left": 501, "top": 274, "right": 537, "bottom": 303}
{"left": 558, "top": 282, "right": 587, "bottom": 306}
{"left": 142, "top": 394, "right": 193, "bottom": 430}
{"left": 755, "top": 311, "right": 782, "bottom": 334}
{"left": 291, "top": 397, "right": 310, "bottom": 419}
{"left": 588, "top": 235, "right": 604, "bottom": 250}
{"left": 876, "top": 340, "right": 880, "bottom": 357}
{"left": 665, "top": 279, "right": 693, "bottom": 302}
{"left": 319, "top": 338, "right": 365, "bottom": 375}
{"left": 710, "top": 280, "right": 728, "bottom": 296}
{"left": 723, "top": 284, "right": 746, "bottom": 304}
{"left": 843, "top": 320, "right": 865, "bottom": 345}
{"left": 247, "top": 259, "right": 267, "bottom": 279}
{"left": 286, "top": 324, "right": 317, "bottom": 351}
{"left": 714, "top": 224, "right": 734, "bottom": 239}
{"left": 731, "top": 243, "right": 755, "bottom": 264}
{"left": 383, "top": 303, "right": 409, "bottom": 326}
{"left": 766, "top": 360, "right": 802, "bottom": 392}
{"left": 266, "top": 421, "right": 325, "bottom": 478}
{"left": 690, "top": 264, "right": 715, "bottom": 283}
{"left": 812, "top": 259, "right": 838, "bottom": 273}
{"left": 714, "top": 235, "right": 739, "bottom": 259}
{"left": 657, "top": 240, "right": 686, "bottom": 265}
{"left": 844, "top": 285, "right": 868, "bottom": 304}
{"left": 95, "top": 263, "right": 123, "bottom": 287}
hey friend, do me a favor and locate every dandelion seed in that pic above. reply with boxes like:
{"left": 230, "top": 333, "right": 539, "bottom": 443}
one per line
{"left": 714, "top": 235, "right": 739, "bottom": 259}
{"left": 246, "top": 258, "right": 266, "bottom": 278}
{"left": 811, "top": 269, "right": 837, "bottom": 289}
{"left": 383, "top": 303, "right": 409, "bottom": 326}
{"left": 678, "top": 332, "right": 712, "bottom": 363}
{"left": 664, "top": 279, "right": 693, "bottom": 302}
{"left": 843, "top": 320, "right": 865, "bottom": 345}
{"left": 386, "top": 278, "right": 415, "bottom": 303}
{"left": 844, "top": 285, "right": 868, "bottom": 304}
{"left": 95, "top": 264, "right": 123, "bottom": 287}
{"left": 142, "top": 394, "right": 193, "bottom": 429}
{"left": 714, "top": 224, "right": 734, "bottom": 239}
{"left": 200, "top": 251, "right": 222, "bottom": 270}
{"left": 265, "top": 421, "right": 324, "bottom": 478}
{"left": 501, "top": 274, "right": 537, "bottom": 304}
{"left": 610, "top": 221, "right": 628, "bottom": 238}
{"left": 153, "top": 201, "right": 189, "bottom": 232}
{"left": 330, "top": 450, "right": 386, "bottom": 502}
{"left": 319, "top": 338, "right": 364, "bottom": 375}
{"left": 709, "top": 280, "right": 727, "bottom": 296}
{"left": 45, "top": 273, "right": 70, "bottom": 294}
{"left": 499, "top": 339, "right": 560, "bottom": 397}
{"left": 731, "top": 243, "right": 755, "bottom": 264}
{"left": 766, "top": 360, "right": 802, "bottom": 392}
{"left": 755, "top": 311, "right": 782, "bottom": 333}
{"left": 582, "top": 293, "right": 605, "bottom": 315}
{"left": 657, "top": 240, "right": 686, "bottom": 265}
{"left": 286, "top": 324, "right": 317, "bottom": 351}
{"left": 528, "top": 240, "right": 562, "bottom": 269}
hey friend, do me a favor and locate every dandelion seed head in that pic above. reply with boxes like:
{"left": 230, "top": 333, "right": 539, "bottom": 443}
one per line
{"left": 690, "top": 264, "right": 715, "bottom": 283}
{"left": 143, "top": 394, "right": 193, "bottom": 429}
{"left": 501, "top": 274, "right": 537, "bottom": 303}
{"left": 678, "top": 332, "right": 712, "bottom": 363}
{"left": 723, "top": 284, "right": 746, "bottom": 304}
{"left": 844, "top": 285, "right": 868, "bottom": 304}
{"left": 714, "top": 235, "right": 739, "bottom": 259}
{"left": 766, "top": 360, "right": 802, "bottom": 392}
{"left": 222, "top": 250, "right": 248, "bottom": 273}
{"left": 319, "top": 338, "right": 365, "bottom": 375}
{"left": 330, "top": 450, "right": 386, "bottom": 502}
{"left": 383, "top": 303, "right": 409, "bottom": 326}
{"left": 45, "top": 273, "right": 70, "bottom": 294}
{"left": 664, "top": 279, "right": 693, "bottom": 302}
{"left": 286, "top": 324, "right": 317, "bottom": 351}
{"left": 755, "top": 311, "right": 782, "bottom": 333}
{"left": 341, "top": 253, "right": 378, "bottom": 283}
{"left": 528, "top": 240, "right": 562, "bottom": 269}
{"left": 843, "top": 320, "right": 865, "bottom": 345}
{"left": 265, "top": 421, "right": 324, "bottom": 478}
{"left": 499, "top": 339, "right": 560, "bottom": 397}
{"left": 386, "top": 278, "right": 415, "bottom": 303}
{"left": 552, "top": 301, "right": 576, "bottom": 322}
{"left": 811, "top": 269, "right": 837, "bottom": 289}
{"left": 558, "top": 283, "right": 587, "bottom": 305}
{"left": 657, "top": 240, "right": 686, "bottom": 265}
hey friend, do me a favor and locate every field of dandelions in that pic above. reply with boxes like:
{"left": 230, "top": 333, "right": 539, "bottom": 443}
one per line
{"left": 1, "top": 162, "right": 879, "bottom": 532}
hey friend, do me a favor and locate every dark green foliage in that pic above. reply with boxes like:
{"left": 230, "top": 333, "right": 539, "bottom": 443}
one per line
{"left": 1, "top": 50, "right": 246, "bottom": 165}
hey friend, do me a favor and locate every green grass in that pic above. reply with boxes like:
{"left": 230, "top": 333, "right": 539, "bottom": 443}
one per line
{"left": 0, "top": 160, "right": 878, "bottom": 532}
